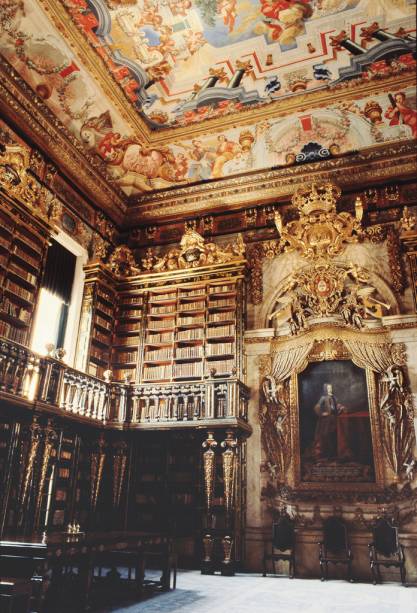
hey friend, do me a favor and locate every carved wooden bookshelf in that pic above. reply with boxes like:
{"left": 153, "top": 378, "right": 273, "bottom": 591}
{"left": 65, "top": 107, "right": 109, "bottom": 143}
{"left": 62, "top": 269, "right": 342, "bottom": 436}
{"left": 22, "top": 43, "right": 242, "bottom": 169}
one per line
{"left": 74, "top": 267, "right": 117, "bottom": 378}
{"left": 0, "top": 201, "right": 49, "bottom": 345}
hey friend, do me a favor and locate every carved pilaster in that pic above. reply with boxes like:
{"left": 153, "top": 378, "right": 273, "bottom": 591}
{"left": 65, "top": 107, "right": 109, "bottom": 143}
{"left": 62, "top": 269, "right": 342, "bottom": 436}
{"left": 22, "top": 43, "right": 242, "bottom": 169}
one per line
{"left": 387, "top": 225, "right": 406, "bottom": 294}
{"left": 202, "top": 432, "right": 217, "bottom": 512}
{"left": 247, "top": 243, "right": 264, "bottom": 305}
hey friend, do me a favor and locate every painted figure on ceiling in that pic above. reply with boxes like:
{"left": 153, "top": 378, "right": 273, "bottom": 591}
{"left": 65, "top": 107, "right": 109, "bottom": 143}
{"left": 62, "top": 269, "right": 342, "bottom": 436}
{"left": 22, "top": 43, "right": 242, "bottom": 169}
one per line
{"left": 182, "top": 139, "right": 212, "bottom": 181}
{"left": 259, "top": 0, "right": 313, "bottom": 45}
{"left": 212, "top": 135, "right": 241, "bottom": 178}
{"left": 218, "top": 0, "right": 238, "bottom": 32}
{"left": 80, "top": 111, "right": 179, "bottom": 191}
{"left": 385, "top": 92, "right": 417, "bottom": 138}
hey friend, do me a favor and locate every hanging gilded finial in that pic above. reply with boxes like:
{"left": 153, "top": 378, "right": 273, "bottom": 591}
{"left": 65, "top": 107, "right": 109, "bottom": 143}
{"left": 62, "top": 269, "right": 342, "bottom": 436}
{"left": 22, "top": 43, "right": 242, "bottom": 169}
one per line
{"left": 400, "top": 206, "right": 416, "bottom": 233}
{"left": 355, "top": 196, "right": 364, "bottom": 223}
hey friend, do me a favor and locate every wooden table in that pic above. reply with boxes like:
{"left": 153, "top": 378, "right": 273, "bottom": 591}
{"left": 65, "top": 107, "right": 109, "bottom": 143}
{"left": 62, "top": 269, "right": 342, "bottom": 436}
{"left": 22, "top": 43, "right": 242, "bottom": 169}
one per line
{"left": 0, "top": 531, "right": 172, "bottom": 611}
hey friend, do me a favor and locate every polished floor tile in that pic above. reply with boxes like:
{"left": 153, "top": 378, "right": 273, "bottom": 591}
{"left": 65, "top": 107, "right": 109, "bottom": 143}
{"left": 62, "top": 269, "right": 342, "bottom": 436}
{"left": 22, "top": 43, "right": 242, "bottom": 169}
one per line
{"left": 98, "top": 570, "right": 416, "bottom": 613}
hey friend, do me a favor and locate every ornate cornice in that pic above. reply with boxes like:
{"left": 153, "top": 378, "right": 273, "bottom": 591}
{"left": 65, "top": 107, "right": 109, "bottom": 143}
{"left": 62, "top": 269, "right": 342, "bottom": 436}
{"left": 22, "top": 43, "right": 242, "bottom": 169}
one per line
{"left": 35, "top": 1, "right": 417, "bottom": 144}
{"left": 0, "top": 55, "right": 127, "bottom": 225}
{"left": 127, "top": 140, "right": 417, "bottom": 223}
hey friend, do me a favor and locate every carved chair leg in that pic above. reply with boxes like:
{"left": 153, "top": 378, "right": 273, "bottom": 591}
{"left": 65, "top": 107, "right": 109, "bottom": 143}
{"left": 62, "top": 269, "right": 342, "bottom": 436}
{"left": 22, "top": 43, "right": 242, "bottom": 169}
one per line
{"left": 348, "top": 561, "right": 354, "bottom": 583}
{"left": 325, "top": 561, "right": 329, "bottom": 581}
{"left": 320, "top": 561, "right": 325, "bottom": 582}
{"left": 377, "top": 565, "right": 383, "bottom": 584}
{"left": 370, "top": 563, "right": 378, "bottom": 585}
{"left": 290, "top": 556, "right": 295, "bottom": 579}
{"left": 400, "top": 564, "right": 407, "bottom": 587}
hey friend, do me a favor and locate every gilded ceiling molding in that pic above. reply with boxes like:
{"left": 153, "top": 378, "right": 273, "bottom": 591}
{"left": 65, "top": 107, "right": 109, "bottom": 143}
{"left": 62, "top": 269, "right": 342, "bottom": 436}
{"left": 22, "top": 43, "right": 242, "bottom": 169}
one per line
{"left": 0, "top": 56, "right": 127, "bottom": 225}
{"left": 154, "top": 74, "right": 417, "bottom": 146}
{"left": 33, "top": 2, "right": 417, "bottom": 145}
{"left": 128, "top": 141, "right": 417, "bottom": 223}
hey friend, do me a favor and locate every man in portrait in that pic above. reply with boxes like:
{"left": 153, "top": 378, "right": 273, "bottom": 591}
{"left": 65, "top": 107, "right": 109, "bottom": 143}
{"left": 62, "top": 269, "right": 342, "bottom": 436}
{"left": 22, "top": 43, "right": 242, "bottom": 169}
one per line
{"left": 299, "top": 360, "right": 375, "bottom": 482}
{"left": 311, "top": 383, "right": 353, "bottom": 462}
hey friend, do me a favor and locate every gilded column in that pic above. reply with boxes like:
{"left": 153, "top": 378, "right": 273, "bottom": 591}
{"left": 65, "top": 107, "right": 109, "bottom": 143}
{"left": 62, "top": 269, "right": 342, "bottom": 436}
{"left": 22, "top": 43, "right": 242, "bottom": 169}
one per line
{"left": 33, "top": 420, "right": 58, "bottom": 530}
{"left": 112, "top": 440, "right": 128, "bottom": 508}
{"left": 202, "top": 432, "right": 217, "bottom": 512}
{"left": 90, "top": 433, "right": 106, "bottom": 514}
{"left": 221, "top": 431, "right": 237, "bottom": 517}
{"left": 19, "top": 416, "right": 42, "bottom": 521}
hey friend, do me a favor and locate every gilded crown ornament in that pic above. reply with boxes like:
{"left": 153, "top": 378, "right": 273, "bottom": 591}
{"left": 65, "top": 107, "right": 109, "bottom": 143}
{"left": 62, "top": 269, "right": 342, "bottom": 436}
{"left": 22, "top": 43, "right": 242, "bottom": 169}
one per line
{"left": 291, "top": 182, "right": 341, "bottom": 216}
{"left": 274, "top": 182, "right": 364, "bottom": 259}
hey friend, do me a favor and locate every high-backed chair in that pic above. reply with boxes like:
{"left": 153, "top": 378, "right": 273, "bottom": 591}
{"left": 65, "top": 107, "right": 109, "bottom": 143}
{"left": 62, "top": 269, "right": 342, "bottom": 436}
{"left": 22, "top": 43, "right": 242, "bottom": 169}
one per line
{"left": 263, "top": 513, "right": 296, "bottom": 578}
{"left": 0, "top": 578, "right": 32, "bottom": 613}
{"left": 368, "top": 518, "right": 406, "bottom": 586}
{"left": 318, "top": 517, "right": 353, "bottom": 582}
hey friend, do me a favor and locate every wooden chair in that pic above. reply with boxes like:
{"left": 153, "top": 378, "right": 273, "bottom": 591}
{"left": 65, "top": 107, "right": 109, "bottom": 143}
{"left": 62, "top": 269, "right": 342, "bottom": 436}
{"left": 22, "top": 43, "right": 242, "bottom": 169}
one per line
{"left": 368, "top": 518, "right": 406, "bottom": 586}
{"left": 0, "top": 578, "right": 32, "bottom": 613}
{"left": 142, "top": 541, "right": 177, "bottom": 591}
{"left": 318, "top": 517, "right": 353, "bottom": 582}
{"left": 263, "top": 513, "right": 296, "bottom": 578}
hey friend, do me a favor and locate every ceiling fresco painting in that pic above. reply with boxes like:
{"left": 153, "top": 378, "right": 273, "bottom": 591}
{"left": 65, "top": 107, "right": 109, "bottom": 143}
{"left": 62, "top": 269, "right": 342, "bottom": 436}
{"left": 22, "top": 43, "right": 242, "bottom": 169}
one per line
{"left": 60, "top": 0, "right": 415, "bottom": 128}
{"left": 0, "top": 0, "right": 415, "bottom": 196}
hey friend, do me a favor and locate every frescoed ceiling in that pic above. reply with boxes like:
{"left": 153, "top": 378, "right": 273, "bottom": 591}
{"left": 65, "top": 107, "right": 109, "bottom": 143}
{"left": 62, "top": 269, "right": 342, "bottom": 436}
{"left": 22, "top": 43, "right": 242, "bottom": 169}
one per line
{"left": 51, "top": 0, "right": 416, "bottom": 129}
{"left": 0, "top": 0, "right": 416, "bottom": 198}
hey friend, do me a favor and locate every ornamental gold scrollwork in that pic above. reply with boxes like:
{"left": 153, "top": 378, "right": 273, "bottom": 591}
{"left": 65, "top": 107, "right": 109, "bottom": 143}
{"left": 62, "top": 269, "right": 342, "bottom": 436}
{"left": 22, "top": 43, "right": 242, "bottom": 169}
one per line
{"left": 90, "top": 433, "right": 106, "bottom": 512}
{"left": 144, "top": 228, "right": 245, "bottom": 272}
{"left": 0, "top": 144, "right": 51, "bottom": 221}
{"left": 106, "top": 245, "right": 140, "bottom": 277}
{"left": 270, "top": 262, "right": 390, "bottom": 335}
{"left": 202, "top": 432, "right": 217, "bottom": 511}
{"left": 221, "top": 431, "right": 237, "bottom": 515}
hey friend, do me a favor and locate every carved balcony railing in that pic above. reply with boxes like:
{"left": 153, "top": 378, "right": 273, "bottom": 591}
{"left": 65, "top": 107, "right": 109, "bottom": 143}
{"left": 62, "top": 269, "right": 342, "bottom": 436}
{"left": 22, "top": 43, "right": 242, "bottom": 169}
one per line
{"left": 0, "top": 338, "right": 250, "bottom": 429}
{"left": 129, "top": 380, "right": 249, "bottom": 425}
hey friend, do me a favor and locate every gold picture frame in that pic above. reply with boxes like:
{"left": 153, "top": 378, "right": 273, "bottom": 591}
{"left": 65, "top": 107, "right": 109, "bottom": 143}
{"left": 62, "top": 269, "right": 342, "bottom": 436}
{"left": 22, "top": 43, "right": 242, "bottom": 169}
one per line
{"left": 288, "top": 342, "right": 386, "bottom": 493}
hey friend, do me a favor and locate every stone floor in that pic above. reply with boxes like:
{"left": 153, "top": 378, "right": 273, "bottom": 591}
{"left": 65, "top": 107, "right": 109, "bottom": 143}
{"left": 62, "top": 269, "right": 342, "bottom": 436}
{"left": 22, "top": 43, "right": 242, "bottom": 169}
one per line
{"left": 98, "top": 570, "right": 416, "bottom": 613}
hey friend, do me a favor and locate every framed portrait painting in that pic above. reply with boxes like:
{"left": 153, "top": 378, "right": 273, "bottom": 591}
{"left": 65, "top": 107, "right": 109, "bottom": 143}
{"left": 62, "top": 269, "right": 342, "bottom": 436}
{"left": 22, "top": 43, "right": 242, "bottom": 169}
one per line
{"left": 292, "top": 359, "right": 382, "bottom": 488}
